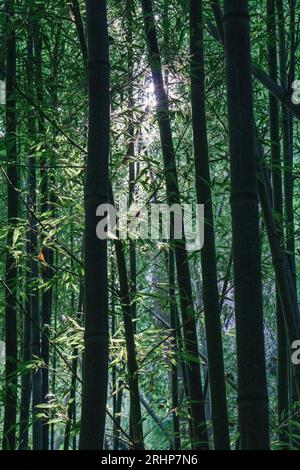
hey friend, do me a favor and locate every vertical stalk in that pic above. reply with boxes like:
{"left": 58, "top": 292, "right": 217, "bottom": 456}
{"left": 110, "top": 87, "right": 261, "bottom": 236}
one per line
{"left": 126, "top": 0, "right": 137, "bottom": 337}
{"left": 29, "top": 29, "right": 43, "bottom": 447}
{"left": 286, "top": 0, "right": 299, "bottom": 444}
{"left": 110, "top": 185, "right": 145, "bottom": 450}
{"left": 18, "top": 265, "right": 31, "bottom": 449}
{"left": 50, "top": 284, "right": 57, "bottom": 451}
{"left": 32, "top": 13, "right": 53, "bottom": 449}
{"left": 190, "top": 0, "right": 230, "bottom": 449}
{"left": 140, "top": 0, "right": 208, "bottom": 449}
{"left": 19, "top": 31, "right": 36, "bottom": 451}
{"left": 2, "top": 0, "right": 18, "bottom": 450}
{"left": 223, "top": 0, "right": 270, "bottom": 450}
{"left": 79, "top": 0, "right": 110, "bottom": 450}
{"left": 266, "top": 0, "right": 289, "bottom": 444}
{"left": 168, "top": 247, "right": 181, "bottom": 449}
{"left": 64, "top": 284, "right": 83, "bottom": 450}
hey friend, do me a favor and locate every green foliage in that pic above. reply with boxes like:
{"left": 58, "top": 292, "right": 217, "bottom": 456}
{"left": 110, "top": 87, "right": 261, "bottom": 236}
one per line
{"left": 0, "top": 0, "right": 299, "bottom": 451}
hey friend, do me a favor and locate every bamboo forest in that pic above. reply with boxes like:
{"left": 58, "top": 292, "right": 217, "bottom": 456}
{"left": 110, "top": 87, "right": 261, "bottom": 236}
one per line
{"left": 1, "top": 0, "right": 300, "bottom": 454}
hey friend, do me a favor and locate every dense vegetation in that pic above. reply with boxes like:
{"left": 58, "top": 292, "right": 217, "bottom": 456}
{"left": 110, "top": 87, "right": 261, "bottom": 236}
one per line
{"left": 0, "top": 0, "right": 300, "bottom": 451}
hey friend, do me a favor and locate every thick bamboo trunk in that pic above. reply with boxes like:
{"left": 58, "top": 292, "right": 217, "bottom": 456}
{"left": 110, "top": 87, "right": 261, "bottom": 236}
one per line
{"left": 79, "top": 0, "right": 110, "bottom": 450}
{"left": 223, "top": 0, "right": 270, "bottom": 450}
